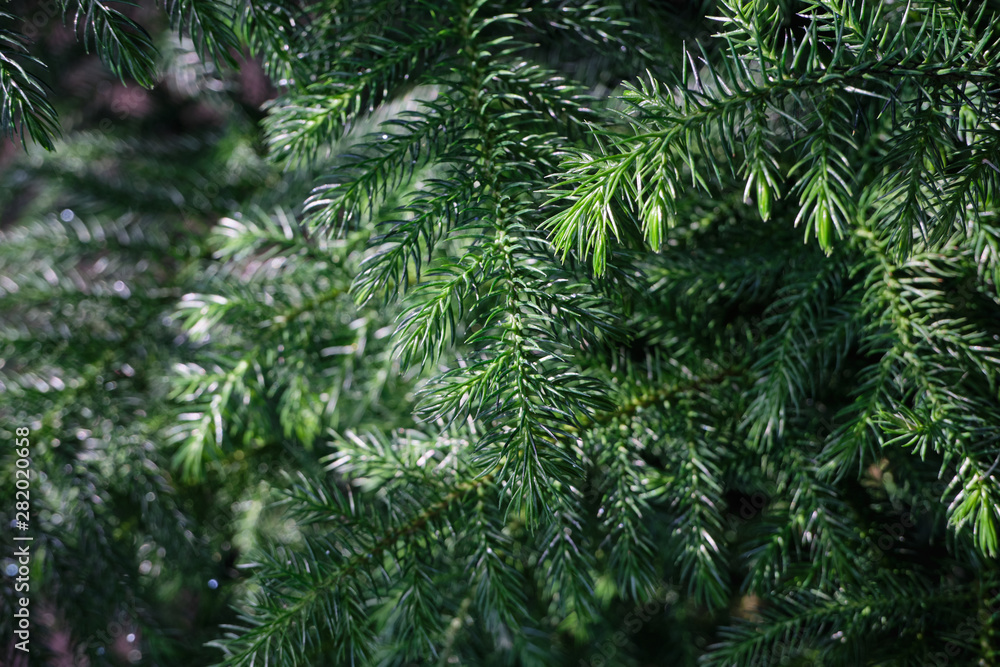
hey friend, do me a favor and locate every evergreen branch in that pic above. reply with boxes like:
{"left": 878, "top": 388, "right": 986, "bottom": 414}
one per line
{"left": 0, "top": 16, "right": 60, "bottom": 149}
{"left": 789, "top": 91, "right": 857, "bottom": 253}
{"left": 69, "top": 0, "right": 158, "bottom": 88}
{"left": 236, "top": 0, "right": 309, "bottom": 83}
{"left": 592, "top": 433, "right": 658, "bottom": 601}
{"left": 162, "top": 0, "right": 240, "bottom": 68}
{"left": 546, "top": 4, "right": 1000, "bottom": 269}
{"left": 211, "top": 471, "right": 495, "bottom": 666}
{"left": 262, "top": 21, "right": 454, "bottom": 167}
{"left": 304, "top": 103, "right": 458, "bottom": 235}
{"left": 533, "top": 491, "right": 599, "bottom": 626}
{"left": 352, "top": 178, "right": 480, "bottom": 303}
{"left": 573, "top": 368, "right": 744, "bottom": 433}
{"left": 743, "top": 252, "right": 861, "bottom": 449}
{"left": 704, "top": 580, "right": 974, "bottom": 667}
{"left": 661, "top": 413, "right": 732, "bottom": 610}
{"left": 871, "top": 100, "right": 952, "bottom": 258}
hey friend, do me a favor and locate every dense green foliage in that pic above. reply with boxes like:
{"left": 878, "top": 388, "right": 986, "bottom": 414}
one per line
{"left": 3, "top": 0, "right": 1000, "bottom": 665}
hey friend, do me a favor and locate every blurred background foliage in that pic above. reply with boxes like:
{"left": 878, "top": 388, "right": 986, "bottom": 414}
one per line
{"left": 0, "top": 0, "right": 485, "bottom": 662}
{"left": 0, "top": 2, "right": 285, "bottom": 663}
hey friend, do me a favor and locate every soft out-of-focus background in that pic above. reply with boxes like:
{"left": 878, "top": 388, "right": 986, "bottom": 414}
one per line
{"left": 1, "top": 2, "right": 285, "bottom": 663}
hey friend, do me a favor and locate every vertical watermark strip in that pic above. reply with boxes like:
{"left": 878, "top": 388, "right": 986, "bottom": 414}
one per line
{"left": 11, "top": 426, "right": 32, "bottom": 653}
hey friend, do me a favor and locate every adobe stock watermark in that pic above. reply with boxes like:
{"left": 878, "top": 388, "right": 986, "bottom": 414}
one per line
{"left": 18, "top": 0, "right": 59, "bottom": 41}
{"left": 75, "top": 600, "right": 143, "bottom": 664}
{"left": 578, "top": 581, "right": 676, "bottom": 667}
{"left": 9, "top": 426, "right": 34, "bottom": 655}
{"left": 921, "top": 586, "right": 1000, "bottom": 667}
{"left": 853, "top": 508, "right": 917, "bottom": 572}
{"left": 816, "top": 584, "right": 1000, "bottom": 665}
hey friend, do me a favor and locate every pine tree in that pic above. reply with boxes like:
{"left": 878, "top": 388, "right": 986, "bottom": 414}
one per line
{"left": 4, "top": 0, "right": 1000, "bottom": 665}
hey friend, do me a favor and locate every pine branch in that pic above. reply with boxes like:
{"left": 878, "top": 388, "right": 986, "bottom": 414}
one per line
{"left": 0, "top": 15, "right": 60, "bottom": 149}
{"left": 162, "top": 0, "right": 240, "bottom": 67}
{"left": 70, "top": 0, "right": 158, "bottom": 87}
